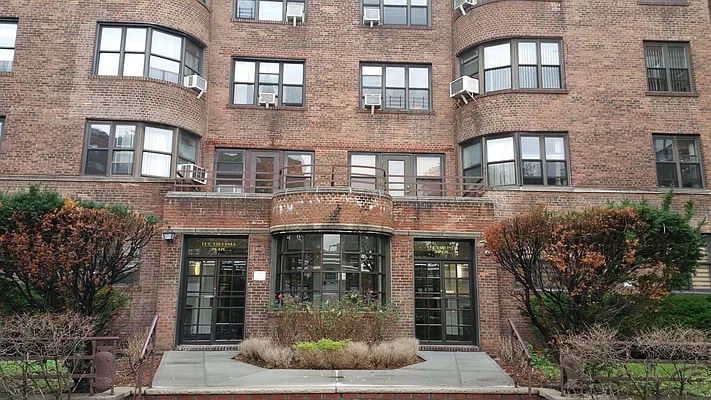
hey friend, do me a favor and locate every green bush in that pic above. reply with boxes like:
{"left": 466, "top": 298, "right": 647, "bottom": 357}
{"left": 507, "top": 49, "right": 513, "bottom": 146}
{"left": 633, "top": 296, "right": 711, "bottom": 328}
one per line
{"left": 651, "top": 294, "right": 711, "bottom": 332}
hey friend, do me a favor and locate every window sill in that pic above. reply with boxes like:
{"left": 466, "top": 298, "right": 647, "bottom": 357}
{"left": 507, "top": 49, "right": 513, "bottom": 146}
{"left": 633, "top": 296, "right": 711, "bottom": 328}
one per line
{"left": 638, "top": 0, "right": 689, "bottom": 5}
{"left": 232, "top": 18, "right": 305, "bottom": 26}
{"left": 0, "top": 71, "right": 14, "bottom": 77}
{"left": 476, "top": 88, "right": 569, "bottom": 99}
{"left": 645, "top": 91, "right": 698, "bottom": 97}
{"left": 452, "top": 0, "right": 563, "bottom": 22}
{"left": 88, "top": 74, "right": 207, "bottom": 97}
{"left": 227, "top": 104, "right": 307, "bottom": 112}
{"left": 358, "top": 24, "right": 432, "bottom": 30}
{"left": 357, "top": 108, "right": 435, "bottom": 116}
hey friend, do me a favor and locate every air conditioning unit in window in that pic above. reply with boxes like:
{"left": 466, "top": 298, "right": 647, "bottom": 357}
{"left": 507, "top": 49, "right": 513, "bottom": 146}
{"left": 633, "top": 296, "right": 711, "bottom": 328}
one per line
{"left": 364, "top": 93, "right": 382, "bottom": 115}
{"left": 286, "top": 3, "right": 304, "bottom": 26}
{"left": 183, "top": 75, "right": 207, "bottom": 99}
{"left": 454, "top": 0, "right": 477, "bottom": 15}
{"left": 449, "top": 76, "right": 479, "bottom": 104}
{"left": 363, "top": 8, "right": 381, "bottom": 27}
{"left": 177, "top": 163, "right": 207, "bottom": 185}
{"left": 259, "top": 92, "right": 277, "bottom": 108}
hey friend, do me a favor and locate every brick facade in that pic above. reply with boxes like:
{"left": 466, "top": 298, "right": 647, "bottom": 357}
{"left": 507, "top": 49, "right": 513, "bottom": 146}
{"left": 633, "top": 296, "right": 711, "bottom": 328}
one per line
{"left": 2, "top": 0, "right": 711, "bottom": 354}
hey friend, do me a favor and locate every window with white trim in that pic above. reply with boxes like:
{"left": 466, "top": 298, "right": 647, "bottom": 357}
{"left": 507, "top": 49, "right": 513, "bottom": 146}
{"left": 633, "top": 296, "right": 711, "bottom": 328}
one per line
{"left": 84, "top": 121, "right": 199, "bottom": 178}
{"left": 95, "top": 25, "right": 203, "bottom": 84}
{"left": 459, "top": 39, "right": 563, "bottom": 93}
{"left": 462, "top": 133, "right": 569, "bottom": 187}
{"left": 235, "top": 0, "right": 305, "bottom": 22}
{"left": 0, "top": 21, "right": 17, "bottom": 73}
{"left": 232, "top": 59, "right": 305, "bottom": 106}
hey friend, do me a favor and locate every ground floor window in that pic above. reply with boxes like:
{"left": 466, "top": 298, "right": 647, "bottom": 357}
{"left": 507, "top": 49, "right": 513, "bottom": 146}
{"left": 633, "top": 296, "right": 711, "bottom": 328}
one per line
{"left": 275, "top": 233, "right": 388, "bottom": 305}
{"left": 179, "top": 237, "right": 248, "bottom": 344}
{"left": 414, "top": 239, "right": 477, "bottom": 345}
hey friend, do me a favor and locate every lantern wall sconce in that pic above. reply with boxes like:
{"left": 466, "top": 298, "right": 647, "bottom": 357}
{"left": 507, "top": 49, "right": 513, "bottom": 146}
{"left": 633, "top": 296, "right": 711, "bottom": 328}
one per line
{"left": 162, "top": 227, "right": 176, "bottom": 242}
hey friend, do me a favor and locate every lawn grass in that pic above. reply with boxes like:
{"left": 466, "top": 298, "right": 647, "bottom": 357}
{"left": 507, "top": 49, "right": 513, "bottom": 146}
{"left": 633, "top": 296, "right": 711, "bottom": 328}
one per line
{"left": 0, "top": 359, "right": 72, "bottom": 396}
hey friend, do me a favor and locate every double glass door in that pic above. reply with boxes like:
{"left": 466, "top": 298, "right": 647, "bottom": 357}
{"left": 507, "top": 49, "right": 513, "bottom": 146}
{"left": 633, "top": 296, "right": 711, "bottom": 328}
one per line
{"left": 414, "top": 240, "right": 476, "bottom": 344}
{"left": 181, "top": 258, "right": 246, "bottom": 343}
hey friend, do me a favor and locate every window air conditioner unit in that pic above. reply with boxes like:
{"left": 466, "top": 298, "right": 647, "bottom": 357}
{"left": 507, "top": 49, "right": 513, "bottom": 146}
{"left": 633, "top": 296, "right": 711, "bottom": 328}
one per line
{"left": 363, "top": 8, "right": 380, "bottom": 27}
{"left": 364, "top": 93, "right": 381, "bottom": 114}
{"left": 449, "top": 76, "right": 479, "bottom": 104}
{"left": 286, "top": 3, "right": 304, "bottom": 26}
{"left": 454, "top": 0, "right": 477, "bottom": 15}
{"left": 177, "top": 163, "right": 207, "bottom": 185}
{"left": 364, "top": 93, "right": 382, "bottom": 107}
{"left": 183, "top": 74, "right": 207, "bottom": 99}
{"left": 258, "top": 92, "right": 277, "bottom": 108}
{"left": 216, "top": 185, "right": 244, "bottom": 194}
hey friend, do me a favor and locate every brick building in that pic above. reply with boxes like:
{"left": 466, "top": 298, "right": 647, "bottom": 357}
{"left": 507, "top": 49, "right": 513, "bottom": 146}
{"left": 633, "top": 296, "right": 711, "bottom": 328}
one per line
{"left": 1, "top": 0, "right": 710, "bottom": 351}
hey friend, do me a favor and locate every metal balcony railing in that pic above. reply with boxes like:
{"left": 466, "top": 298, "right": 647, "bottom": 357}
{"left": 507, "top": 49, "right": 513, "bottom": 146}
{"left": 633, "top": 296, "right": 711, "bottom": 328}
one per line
{"left": 174, "top": 163, "right": 485, "bottom": 197}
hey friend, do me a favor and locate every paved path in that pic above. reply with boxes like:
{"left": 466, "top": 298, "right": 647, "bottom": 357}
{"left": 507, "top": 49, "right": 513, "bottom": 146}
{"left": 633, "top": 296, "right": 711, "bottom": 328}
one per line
{"left": 151, "top": 351, "right": 515, "bottom": 390}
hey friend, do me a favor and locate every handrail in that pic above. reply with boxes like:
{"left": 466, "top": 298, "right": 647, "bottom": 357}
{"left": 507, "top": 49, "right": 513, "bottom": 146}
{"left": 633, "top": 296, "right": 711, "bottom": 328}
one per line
{"left": 174, "top": 163, "right": 486, "bottom": 197}
{"left": 134, "top": 315, "right": 159, "bottom": 399}
{"left": 508, "top": 319, "right": 533, "bottom": 398}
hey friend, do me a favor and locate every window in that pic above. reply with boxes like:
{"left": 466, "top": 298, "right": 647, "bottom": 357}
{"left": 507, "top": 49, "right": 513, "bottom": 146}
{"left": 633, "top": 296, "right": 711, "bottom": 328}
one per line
{"left": 462, "top": 133, "right": 569, "bottom": 187}
{"left": 0, "top": 118, "right": 4, "bottom": 148}
{"left": 459, "top": 39, "right": 563, "bottom": 93}
{"left": 349, "top": 153, "right": 443, "bottom": 196}
{"left": 653, "top": 135, "right": 702, "bottom": 188}
{"left": 235, "top": 0, "right": 305, "bottom": 22}
{"left": 84, "top": 121, "right": 199, "bottom": 178}
{"left": 644, "top": 42, "right": 692, "bottom": 92}
{"left": 362, "top": 0, "right": 429, "bottom": 26}
{"left": 360, "top": 64, "right": 431, "bottom": 110}
{"left": 275, "top": 233, "right": 388, "bottom": 305}
{"left": 232, "top": 59, "right": 305, "bottom": 106}
{"left": 96, "top": 25, "right": 203, "bottom": 84}
{"left": 0, "top": 21, "right": 17, "bottom": 73}
{"left": 215, "top": 149, "right": 313, "bottom": 193}
{"left": 691, "top": 235, "right": 711, "bottom": 291}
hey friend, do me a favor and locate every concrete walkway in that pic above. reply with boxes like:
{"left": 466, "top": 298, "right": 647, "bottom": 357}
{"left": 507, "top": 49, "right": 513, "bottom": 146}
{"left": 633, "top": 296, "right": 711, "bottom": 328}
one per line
{"left": 150, "top": 350, "right": 516, "bottom": 390}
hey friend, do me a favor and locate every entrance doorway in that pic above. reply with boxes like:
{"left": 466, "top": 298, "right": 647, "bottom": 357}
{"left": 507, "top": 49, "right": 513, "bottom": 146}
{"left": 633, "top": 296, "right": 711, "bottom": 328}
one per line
{"left": 414, "top": 240, "right": 477, "bottom": 345}
{"left": 179, "top": 237, "right": 248, "bottom": 344}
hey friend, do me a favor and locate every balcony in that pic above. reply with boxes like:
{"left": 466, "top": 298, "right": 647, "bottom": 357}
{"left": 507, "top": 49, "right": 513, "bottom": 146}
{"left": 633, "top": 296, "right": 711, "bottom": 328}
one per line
{"left": 173, "top": 164, "right": 485, "bottom": 198}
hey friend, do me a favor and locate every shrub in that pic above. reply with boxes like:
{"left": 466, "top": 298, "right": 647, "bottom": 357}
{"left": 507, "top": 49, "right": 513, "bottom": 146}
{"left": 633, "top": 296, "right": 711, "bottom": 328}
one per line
{"left": 240, "top": 337, "right": 418, "bottom": 369}
{"left": 121, "top": 326, "right": 149, "bottom": 374}
{"left": 0, "top": 312, "right": 94, "bottom": 399}
{"left": 269, "top": 291, "right": 397, "bottom": 346}
{"left": 650, "top": 294, "right": 711, "bottom": 332}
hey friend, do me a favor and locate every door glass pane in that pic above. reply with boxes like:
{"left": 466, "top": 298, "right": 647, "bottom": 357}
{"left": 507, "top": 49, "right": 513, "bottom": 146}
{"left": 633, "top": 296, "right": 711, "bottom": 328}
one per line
{"left": 388, "top": 160, "right": 406, "bottom": 196}
{"left": 255, "top": 155, "right": 275, "bottom": 193}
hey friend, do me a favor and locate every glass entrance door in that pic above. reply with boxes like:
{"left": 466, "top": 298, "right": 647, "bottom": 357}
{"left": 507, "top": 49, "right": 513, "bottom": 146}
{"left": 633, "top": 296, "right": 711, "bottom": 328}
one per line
{"left": 181, "top": 259, "right": 246, "bottom": 343}
{"left": 383, "top": 155, "right": 413, "bottom": 197}
{"left": 414, "top": 240, "right": 476, "bottom": 345}
{"left": 180, "top": 237, "right": 249, "bottom": 344}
